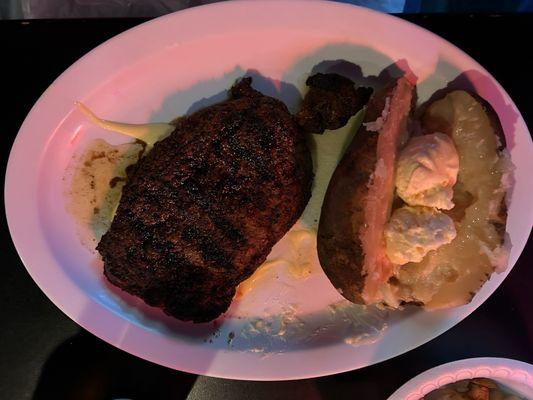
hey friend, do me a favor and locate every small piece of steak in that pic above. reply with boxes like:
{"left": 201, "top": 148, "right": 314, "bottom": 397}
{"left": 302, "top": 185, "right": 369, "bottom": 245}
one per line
{"left": 296, "top": 73, "right": 372, "bottom": 134}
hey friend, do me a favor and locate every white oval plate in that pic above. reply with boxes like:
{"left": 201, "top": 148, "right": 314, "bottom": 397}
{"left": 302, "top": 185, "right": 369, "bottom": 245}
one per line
{"left": 388, "top": 358, "right": 533, "bottom": 399}
{"left": 5, "top": 0, "right": 533, "bottom": 380}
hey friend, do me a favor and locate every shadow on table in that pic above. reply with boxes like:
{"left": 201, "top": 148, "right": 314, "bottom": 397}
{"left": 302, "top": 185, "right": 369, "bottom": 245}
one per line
{"left": 32, "top": 330, "right": 198, "bottom": 400}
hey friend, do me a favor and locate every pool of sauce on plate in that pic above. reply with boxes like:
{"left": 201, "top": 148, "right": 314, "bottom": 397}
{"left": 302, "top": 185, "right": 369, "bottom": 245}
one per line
{"left": 65, "top": 138, "right": 146, "bottom": 248}
{"left": 235, "top": 229, "right": 316, "bottom": 298}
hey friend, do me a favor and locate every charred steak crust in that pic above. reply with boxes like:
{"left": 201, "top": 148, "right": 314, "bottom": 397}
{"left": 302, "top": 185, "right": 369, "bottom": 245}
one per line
{"left": 296, "top": 73, "right": 372, "bottom": 134}
{"left": 97, "top": 78, "right": 313, "bottom": 322}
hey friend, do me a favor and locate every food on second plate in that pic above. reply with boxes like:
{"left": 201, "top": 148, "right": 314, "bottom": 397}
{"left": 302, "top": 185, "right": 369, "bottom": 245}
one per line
{"left": 295, "top": 72, "right": 372, "bottom": 134}
{"left": 97, "top": 77, "right": 313, "bottom": 323}
{"left": 317, "top": 76, "right": 511, "bottom": 308}
{"left": 423, "top": 377, "right": 525, "bottom": 400}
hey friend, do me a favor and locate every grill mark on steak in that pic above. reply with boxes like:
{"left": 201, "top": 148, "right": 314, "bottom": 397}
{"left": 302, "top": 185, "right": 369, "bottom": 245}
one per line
{"left": 227, "top": 134, "right": 274, "bottom": 181}
{"left": 97, "top": 77, "right": 313, "bottom": 322}
{"left": 179, "top": 224, "right": 230, "bottom": 268}
{"left": 180, "top": 177, "right": 246, "bottom": 245}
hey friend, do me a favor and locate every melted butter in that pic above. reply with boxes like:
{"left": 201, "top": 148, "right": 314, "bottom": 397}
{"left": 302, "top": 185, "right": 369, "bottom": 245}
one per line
{"left": 75, "top": 102, "right": 174, "bottom": 147}
{"left": 235, "top": 229, "right": 316, "bottom": 298}
{"left": 285, "top": 229, "right": 315, "bottom": 279}
{"left": 65, "top": 138, "right": 145, "bottom": 248}
{"left": 235, "top": 259, "right": 288, "bottom": 299}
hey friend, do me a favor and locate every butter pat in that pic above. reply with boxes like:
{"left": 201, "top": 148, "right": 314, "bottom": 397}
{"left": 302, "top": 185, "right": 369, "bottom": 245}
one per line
{"left": 396, "top": 133, "right": 459, "bottom": 210}
{"left": 384, "top": 206, "right": 456, "bottom": 265}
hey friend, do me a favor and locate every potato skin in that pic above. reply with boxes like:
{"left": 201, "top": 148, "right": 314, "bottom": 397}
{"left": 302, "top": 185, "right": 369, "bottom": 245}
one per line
{"left": 317, "top": 83, "right": 397, "bottom": 304}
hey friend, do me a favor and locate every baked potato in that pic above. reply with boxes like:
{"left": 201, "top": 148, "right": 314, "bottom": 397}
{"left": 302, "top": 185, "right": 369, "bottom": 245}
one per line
{"left": 317, "top": 81, "right": 511, "bottom": 309}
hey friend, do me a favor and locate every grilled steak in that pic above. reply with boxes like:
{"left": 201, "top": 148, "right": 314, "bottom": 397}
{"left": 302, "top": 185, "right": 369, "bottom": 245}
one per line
{"left": 296, "top": 73, "right": 372, "bottom": 134}
{"left": 97, "top": 78, "right": 313, "bottom": 322}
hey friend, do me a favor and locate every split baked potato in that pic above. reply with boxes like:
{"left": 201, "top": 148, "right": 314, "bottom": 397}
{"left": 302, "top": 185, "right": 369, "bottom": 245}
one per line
{"left": 317, "top": 78, "right": 511, "bottom": 309}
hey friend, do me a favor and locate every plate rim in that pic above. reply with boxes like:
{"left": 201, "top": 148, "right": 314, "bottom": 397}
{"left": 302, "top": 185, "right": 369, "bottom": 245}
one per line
{"left": 5, "top": 0, "right": 533, "bottom": 380}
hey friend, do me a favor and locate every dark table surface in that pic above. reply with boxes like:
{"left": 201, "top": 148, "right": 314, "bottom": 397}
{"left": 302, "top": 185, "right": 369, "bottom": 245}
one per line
{"left": 1, "top": 12, "right": 532, "bottom": 400}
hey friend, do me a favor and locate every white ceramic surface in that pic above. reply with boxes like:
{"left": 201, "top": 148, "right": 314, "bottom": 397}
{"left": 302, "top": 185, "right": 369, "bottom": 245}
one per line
{"left": 388, "top": 358, "right": 533, "bottom": 399}
{"left": 5, "top": 0, "right": 533, "bottom": 380}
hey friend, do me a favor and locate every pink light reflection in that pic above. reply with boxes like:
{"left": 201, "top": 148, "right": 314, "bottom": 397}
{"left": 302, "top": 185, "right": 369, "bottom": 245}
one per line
{"left": 69, "top": 125, "right": 84, "bottom": 146}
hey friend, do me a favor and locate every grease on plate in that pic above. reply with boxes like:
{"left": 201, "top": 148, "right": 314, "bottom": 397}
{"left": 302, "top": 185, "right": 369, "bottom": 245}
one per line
{"left": 235, "top": 229, "right": 316, "bottom": 298}
{"left": 65, "top": 138, "right": 145, "bottom": 247}
{"left": 231, "top": 301, "right": 387, "bottom": 354}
